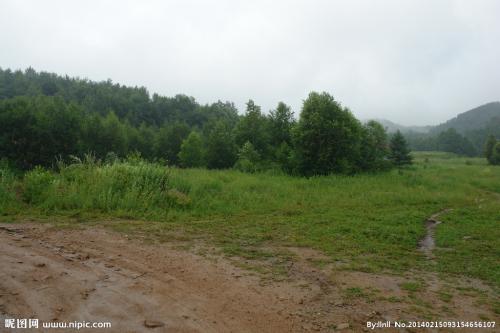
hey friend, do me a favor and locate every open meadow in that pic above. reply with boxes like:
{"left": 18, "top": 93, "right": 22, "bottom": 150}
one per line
{"left": 1, "top": 152, "right": 499, "bottom": 331}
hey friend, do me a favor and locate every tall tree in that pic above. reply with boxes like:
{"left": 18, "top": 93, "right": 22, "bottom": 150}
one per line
{"left": 100, "top": 111, "right": 129, "bottom": 157}
{"left": 0, "top": 97, "right": 38, "bottom": 169}
{"left": 491, "top": 142, "right": 500, "bottom": 165}
{"left": 127, "top": 123, "right": 156, "bottom": 160}
{"left": 359, "top": 120, "right": 390, "bottom": 171}
{"left": 0, "top": 96, "right": 82, "bottom": 169}
{"left": 200, "top": 101, "right": 240, "bottom": 128}
{"left": 155, "top": 122, "right": 190, "bottom": 165}
{"left": 269, "top": 102, "right": 294, "bottom": 146}
{"left": 205, "top": 120, "right": 237, "bottom": 169}
{"left": 484, "top": 135, "right": 497, "bottom": 164}
{"left": 293, "top": 92, "right": 362, "bottom": 175}
{"left": 389, "top": 131, "right": 412, "bottom": 166}
{"left": 234, "top": 100, "right": 270, "bottom": 157}
{"left": 234, "top": 141, "right": 260, "bottom": 173}
{"left": 178, "top": 131, "right": 205, "bottom": 168}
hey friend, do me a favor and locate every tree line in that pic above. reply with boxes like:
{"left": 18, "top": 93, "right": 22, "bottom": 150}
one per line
{"left": 0, "top": 67, "right": 412, "bottom": 174}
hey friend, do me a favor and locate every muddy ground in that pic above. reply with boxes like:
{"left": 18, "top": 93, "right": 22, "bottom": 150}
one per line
{"left": 0, "top": 222, "right": 497, "bottom": 332}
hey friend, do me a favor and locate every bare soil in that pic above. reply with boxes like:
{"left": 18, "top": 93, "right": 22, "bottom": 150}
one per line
{"left": 0, "top": 222, "right": 497, "bottom": 332}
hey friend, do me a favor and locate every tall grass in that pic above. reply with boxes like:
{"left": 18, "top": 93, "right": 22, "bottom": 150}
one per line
{"left": 21, "top": 157, "right": 191, "bottom": 218}
{"left": 0, "top": 165, "right": 19, "bottom": 215}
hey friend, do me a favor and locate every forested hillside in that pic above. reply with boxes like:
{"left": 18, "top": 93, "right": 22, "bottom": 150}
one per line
{"left": 398, "top": 103, "right": 500, "bottom": 157}
{"left": 431, "top": 102, "right": 500, "bottom": 134}
{"left": 0, "top": 67, "right": 409, "bottom": 174}
{"left": 0, "top": 67, "right": 236, "bottom": 127}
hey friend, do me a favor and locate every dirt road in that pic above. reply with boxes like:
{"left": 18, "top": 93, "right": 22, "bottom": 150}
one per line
{"left": 0, "top": 222, "right": 497, "bottom": 333}
{"left": 0, "top": 223, "right": 311, "bottom": 332}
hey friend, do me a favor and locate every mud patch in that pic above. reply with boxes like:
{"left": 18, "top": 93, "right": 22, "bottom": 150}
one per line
{"left": 419, "top": 209, "right": 451, "bottom": 258}
{"left": 0, "top": 221, "right": 498, "bottom": 333}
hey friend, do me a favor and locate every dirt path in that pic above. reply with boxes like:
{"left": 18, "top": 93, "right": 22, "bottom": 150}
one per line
{"left": 0, "top": 222, "right": 498, "bottom": 333}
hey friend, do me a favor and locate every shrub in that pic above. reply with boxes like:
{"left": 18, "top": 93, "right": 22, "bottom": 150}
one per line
{"left": 25, "top": 159, "right": 192, "bottom": 215}
{"left": 22, "top": 166, "right": 55, "bottom": 204}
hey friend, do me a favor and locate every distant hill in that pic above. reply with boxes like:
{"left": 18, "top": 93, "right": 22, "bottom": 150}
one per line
{"left": 430, "top": 102, "right": 500, "bottom": 134}
{"left": 370, "top": 102, "right": 500, "bottom": 135}
{"left": 372, "top": 102, "right": 500, "bottom": 156}
{"left": 367, "top": 119, "right": 432, "bottom": 134}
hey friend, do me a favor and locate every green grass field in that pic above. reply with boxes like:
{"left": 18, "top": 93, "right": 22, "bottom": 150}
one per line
{"left": 1, "top": 152, "right": 499, "bottom": 287}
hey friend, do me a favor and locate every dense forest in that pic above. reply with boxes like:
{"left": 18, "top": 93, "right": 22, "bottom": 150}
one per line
{"left": 5, "top": 66, "right": 490, "bottom": 174}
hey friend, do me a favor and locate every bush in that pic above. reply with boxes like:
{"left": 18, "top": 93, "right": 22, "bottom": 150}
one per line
{"left": 23, "top": 159, "right": 192, "bottom": 216}
{"left": 22, "top": 166, "right": 55, "bottom": 204}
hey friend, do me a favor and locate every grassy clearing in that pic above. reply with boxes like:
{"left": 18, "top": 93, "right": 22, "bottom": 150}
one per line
{"left": 0, "top": 152, "right": 499, "bottom": 287}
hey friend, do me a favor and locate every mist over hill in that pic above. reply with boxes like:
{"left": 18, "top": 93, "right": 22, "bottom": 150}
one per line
{"left": 367, "top": 119, "right": 432, "bottom": 134}
{"left": 374, "top": 102, "right": 500, "bottom": 156}
{"left": 431, "top": 102, "right": 500, "bottom": 134}
{"left": 370, "top": 102, "right": 500, "bottom": 135}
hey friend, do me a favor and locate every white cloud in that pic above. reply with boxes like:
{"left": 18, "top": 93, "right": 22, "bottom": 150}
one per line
{"left": 1, "top": 0, "right": 499, "bottom": 125}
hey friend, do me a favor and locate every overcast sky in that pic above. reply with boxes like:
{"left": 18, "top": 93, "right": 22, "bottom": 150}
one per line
{"left": 1, "top": 0, "right": 499, "bottom": 125}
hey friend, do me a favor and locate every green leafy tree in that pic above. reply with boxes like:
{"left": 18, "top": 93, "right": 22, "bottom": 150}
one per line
{"left": 269, "top": 102, "right": 296, "bottom": 170}
{"left": 155, "top": 122, "right": 190, "bottom": 165}
{"left": 484, "top": 135, "right": 497, "bottom": 164}
{"left": 200, "top": 101, "right": 240, "bottom": 128}
{"left": 0, "top": 96, "right": 82, "bottom": 169}
{"left": 134, "top": 123, "right": 157, "bottom": 160}
{"left": 80, "top": 113, "right": 106, "bottom": 158}
{"left": 389, "top": 130, "right": 412, "bottom": 166}
{"left": 293, "top": 92, "right": 362, "bottom": 176}
{"left": 269, "top": 102, "right": 294, "bottom": 146}
{"left": 205, "top": 120, "right": 237, "bottom": 169}
{"left": 178, "top": 131, "right": 205, "bottom": 168}
{"left": 274, "top": 141, "right": 296, "bottom": 173}
{"left": 491, "top": 142, "right": 500, "bottom": 165}
{"left": 234, "top": 100, "right": 270, "bottom": 158}
{"left": 359, "top": 120, "right": 390, "bottom": 171}
{"left": 35, "top": 98, "right": 82, "bottom": 166}
{"left": 0, "top": 97, "right": 38, "bottom": 169}
{"left": 100, "top": 111, "right": 129, "bottom": 157}
{"left": 235, "top": 141, "right": 260, "bottom": 173}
